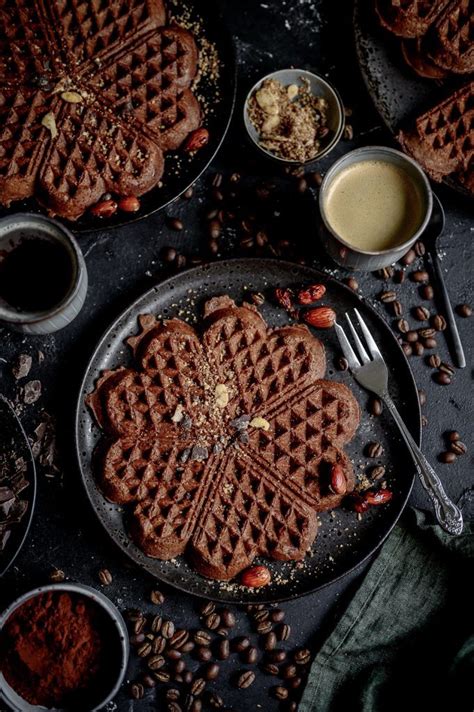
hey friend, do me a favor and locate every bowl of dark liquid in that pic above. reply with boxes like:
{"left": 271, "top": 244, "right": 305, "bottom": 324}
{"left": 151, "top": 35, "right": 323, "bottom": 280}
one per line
{"left": 0, "top": 215, "right": 87, "bottom": 334}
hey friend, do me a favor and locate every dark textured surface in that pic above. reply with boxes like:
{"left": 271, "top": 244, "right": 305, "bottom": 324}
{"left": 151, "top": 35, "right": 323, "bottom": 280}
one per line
{"left": 0, "top": 1, "right": 472, "bottom": 710}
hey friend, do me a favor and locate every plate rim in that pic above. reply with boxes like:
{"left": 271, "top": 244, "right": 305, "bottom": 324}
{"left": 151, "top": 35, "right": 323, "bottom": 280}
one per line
{"left": 74, "top": 257, "right": 421, "bottom": 602}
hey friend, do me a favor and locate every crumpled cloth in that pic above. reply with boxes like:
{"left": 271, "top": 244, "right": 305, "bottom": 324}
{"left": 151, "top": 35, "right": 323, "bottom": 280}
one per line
{"left": 299, "top": 507, "right": 474, "bottom": 712}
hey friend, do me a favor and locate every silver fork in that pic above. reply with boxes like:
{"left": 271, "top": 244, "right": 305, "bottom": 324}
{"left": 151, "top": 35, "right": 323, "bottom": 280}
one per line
{"left": 335, "top": 308, "right": 463, "bottom": 535}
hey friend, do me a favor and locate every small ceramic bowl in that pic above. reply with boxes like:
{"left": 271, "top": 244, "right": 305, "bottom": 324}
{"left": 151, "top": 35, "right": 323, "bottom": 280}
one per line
{"left": 0, "top": 214, "right": 88, "bottom": 335}
{"left": 244, "top": 68, "right": 345, "bottom": 165}
{"left": 0, "top": 583, "right": 129, "bottom": 712}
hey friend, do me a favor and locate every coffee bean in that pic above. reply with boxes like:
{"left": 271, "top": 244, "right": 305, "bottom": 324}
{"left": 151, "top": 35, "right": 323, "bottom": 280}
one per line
{"left": 262, "top": 631, "right": 277, "bottom": 651}
{"left": 406, "top": 330, "right": 418, "bottom": 342}
{"left": 418, "top": 389, "right": 426, "bottom": 406}
{"left": 427, "top": 354, "right": 441, "bottom": 368}
{"left": 256, "top": 620, "right": 273, "bottom": 634}
{"left": 212, "top": 188, "right": 224, "bottom": 202}
{"left": 151, "top": 615, "right": 162, "bottom": 633}
{"left": 141, "top": 674, "right": 156, "bottom": 688}
{"left": 148, "top": 654, "right": 166, "bottom": 671}
{"left": 446, "top": 431, "right": 460, "bottom": 443}
{"left": 239, "top": 236, "right": 254, "bottom": 250}
{"left": 418, "top": 327, "right": 435, "bottom": 339}
{"left": 376, "top": 266, "right": 394, "bottom": 280}
{"left": 137, "top": 641, "right": 152, "bottom": 657}
{"left": 294, "top": 648, "right": 311, "bottom": 665}
{"left": 167, "top": 649, "right": 182, "bottom": 661}
{"left": 379, "top": 290, "right": 397, "bottom": 303}
{"left": 411, "top": 270, "right": 429, "bottom": 283}
{"left": 232, "top": 636, "right": 250, "bottom": 653}
{"left": 207, "top": 239, "right": 219, "bottom": 256}
{"left": 133, "top": 616, "right": 146, "bottom": 635}
{"left": 153, "top": 636, "right": 166, "bottom": 654}
{"left": 419, "top": 284, "right": 434, "bottom": 300}
{"left": 170, "top": 630, "right": 189, "bottom": 649}
{"left": 412, "top": 342, "right": 424, "bottom": 357}
{"left": 297, "top": 177, "right": 308, "bottom": 193}
{"left": 281, "top": 664, "right": 298, "bottom": 680}
{"left": 203, "top": 663, "right": 219, "bottom": 681}
{"left": 255, "top": 230, "right": 268, "bottom": 247}
{"left": 391, "top": 300, "right": 403, "bottom": 317}
{"left": 276, "top": 623, "right": 291, "bottom": 641}
{"left": 194, "top": 630, "right": 212, "bottom": 646}
{"left": 236, "top": 670, "right": 255, "bottom": 689}
{"left": 267, "top": 649, "right": 287, "bottom": 663}
{"left": 369, "top": 397, "right": 383, "bottom": 416}
{"left": 262, "top": 662, "right": 279, "bottom": 675}
{"left": 167, "top": 702, "right": 182, "bottom": 712}
{"left": 433, "top": 371, "right": 451, "bottom": 385}
{"left": 130, "top": 633, "right": 145, "bottom": 646}
{"left": 366, "top": 442, "right": 384, "bottom": 458}
{"left": 205, "top": 691, "right": 223, "bottom": 709}
{"left": 196, "top": 645, "right": 212, "bottom": 662}
{"left": 402, "top": 343, "right": 412, "bottom": 357}
{"left": 130, "top": 682, "right": 145, "bottom": 699}
{"left": 393, "top": 269, "right": 405, "bottom": 284}
{"left": 173, "top": 659, "right": 186, "bottom": 674}
{"left": 439, "top": 451, "right": 456, "bottom": 464}
{"left": 336, "top": 356, "right": 348, "bottom": 371}
{"left": 450, "top": 441, "right": 467, "bottom": 456}
{"left": 413, "top": 306, "right": 430, "bottom": 321}
{"left": 98, "top": 568, "right": 112, "bottom": 585}
{"left": 175, "top": 254, "right": 187, "bottom": 270}
{"left": 216, "top": 639, "right": 230, "bottom": 660}
{"left": 167, "top": 689, "right": 181, "bottom": 702}
{"left": 162, "top": 621, "right": 175, "bottom": 639}
{"left": 204, "top": 613, "right": 221, "bottom": 630}
{"left": 396, "top": 318, "right": 409, "bottom": 333}
{"left": 220, "top": 609, "right": 236, "bottom": 628}
{"left": 208, "top": 220, "right": 222, "bottom": 240}
{"left": 369, "top": 465, "right": 386, "bottom": 480}
{"left": 183, "top": 187, "right": 194, "bottom": 200}
{"left": 150, "top": 589, "right": 165, "bottom": 604}
{"left": 162, "top": 246, "right": 177, "bottom": 263}
{"left": 191, "top": 678, "right": 206, "bottom": 696}
{"left": 439, "top": 362, "right": 455, "bottom": 376}
{"left": 431, "top": 314, "right": 447, "bottom": 331}
{"left": 167, "top": 217, "right": 184, "bottom": 231}
{"left": 455, "top": 303, "right": 472, "bottom": 318}
{"left": 216, "top": 627, "right": 229, "bottom": 638}
{"left": 252, "top": 609, "right": 269, "bottom": 622}
{"left": 271, "top": 686, "right": 289, "bottom": 700}
{"left": 401, "top": 249, "right": 416, "bottom": 265}
{"left": 242, "top": 645, "right": 258, "bottom": 664}
{"left": 423, "top": 337, "right": 437, "bottom": 349}
{"left": 270, "top": 609, "right": 285, "bottom": 623}
{"left": 287, "top": 702, "right": 298, "bottom": 711}
{"left": 49, "top": 568, "right": 65, "bottom": 583}
{"left": 345, "top": 277, "right": 358, "bottom": 291}
{"left": 308, "top": 171, "right": 323, "bottom": 186}
{"left": 189, "top": 698, "right": 202, "bottom": 712}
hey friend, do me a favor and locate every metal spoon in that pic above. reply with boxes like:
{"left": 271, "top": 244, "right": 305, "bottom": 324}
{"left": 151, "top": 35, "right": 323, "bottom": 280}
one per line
{"left": 422, "top": 193, "right": 466, "bottom": 369}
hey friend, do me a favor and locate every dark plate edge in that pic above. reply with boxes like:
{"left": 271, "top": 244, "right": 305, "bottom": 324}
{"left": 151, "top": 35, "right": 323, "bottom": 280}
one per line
{"left": 0, "top": 395, "right": 37, "bottom": 578}
{"left": 74, "top": 258, "right": 421, "bottom": 603}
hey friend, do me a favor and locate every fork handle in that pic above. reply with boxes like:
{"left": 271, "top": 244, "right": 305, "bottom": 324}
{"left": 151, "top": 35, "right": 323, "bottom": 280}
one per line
{"left": 383, "top": 393, "right": 463, "bottom": 535}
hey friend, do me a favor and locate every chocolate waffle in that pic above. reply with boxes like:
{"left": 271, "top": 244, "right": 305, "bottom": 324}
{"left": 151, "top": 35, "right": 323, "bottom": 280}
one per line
{"left": 87, "top": 298, "right": 360, "bottom": 581}
{"left": 399, "top": 81, "right": 474, "bottom": 189}
{"left": 0, "top": 0, "right": 201, "bottom": 219}
{"left": 428, "top": 0, "right": 474, "bottom": 74}
{"left": 375, "top": 0, "right": 450, "bottom": 38}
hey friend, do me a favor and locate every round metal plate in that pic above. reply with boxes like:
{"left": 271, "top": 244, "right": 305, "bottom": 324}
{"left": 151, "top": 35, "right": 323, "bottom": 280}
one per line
{"left": 353, "top": 0, "right": 469, "bottom": 198}
{"left": 0, "top": 0, "right": 237, "bottom": 233}
{"left": 75, "top": 259, "right": 420, "bottom": 603}
{"left": 0, "top": 395, "right": 37, "bottom": 578}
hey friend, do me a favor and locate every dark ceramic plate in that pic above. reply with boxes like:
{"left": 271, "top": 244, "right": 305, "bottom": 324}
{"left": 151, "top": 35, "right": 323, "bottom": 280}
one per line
{"left": 0, "top": 395, "right": 36, "bottom": 577}
{"left": 75, "top": 259, "right": 420, "bottom": 603}
{"left": 0, "top": 0, "right": 236, "bottom": 234}
{"left": 353, "top": 0, "right": 469, "bottom": 198}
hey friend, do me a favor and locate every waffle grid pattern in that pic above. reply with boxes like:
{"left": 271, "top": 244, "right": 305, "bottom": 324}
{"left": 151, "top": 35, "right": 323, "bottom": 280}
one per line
{"left": 0, "top": 0, "right": 200, "bottom": 219}
{"left": 88, "top": 299, "right": 360, "bottom": 580}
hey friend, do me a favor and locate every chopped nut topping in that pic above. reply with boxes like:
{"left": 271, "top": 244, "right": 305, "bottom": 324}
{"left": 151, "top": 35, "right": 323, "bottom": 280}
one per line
{"left": 41, "top": 112, "right": 58, "bottom": 139}
{"left": 214, "top": 383, "right": 229, "bottom": 408}
{"left": 250, "top": 416, "right": 270, "bottom": 432}
{"left": 171, "top": 404, "right": 184, "bottom": 423}
{"left": 60, "top": 91, "right": 83, "bottom": 104}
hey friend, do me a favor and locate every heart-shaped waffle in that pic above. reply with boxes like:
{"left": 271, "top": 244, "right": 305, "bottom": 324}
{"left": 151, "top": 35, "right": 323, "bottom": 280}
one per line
{"left": 87, "top": 298, "right": 360, "bottom": 580}
{"left": 0, "top": 0, "right": 200, "bottom": 219}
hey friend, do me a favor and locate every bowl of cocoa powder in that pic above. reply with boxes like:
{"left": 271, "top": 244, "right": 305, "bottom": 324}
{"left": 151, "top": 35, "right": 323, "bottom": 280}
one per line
{"left": 244, "top": 68, "right": 345, "bottom": 165}
{"left": 0, "top": 583, "right": 129, "bottom": 711}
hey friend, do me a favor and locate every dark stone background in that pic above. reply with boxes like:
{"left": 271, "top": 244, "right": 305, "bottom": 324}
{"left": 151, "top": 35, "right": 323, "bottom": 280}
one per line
{"left": 0, "top": 1, "right": 472, "bottom": 710}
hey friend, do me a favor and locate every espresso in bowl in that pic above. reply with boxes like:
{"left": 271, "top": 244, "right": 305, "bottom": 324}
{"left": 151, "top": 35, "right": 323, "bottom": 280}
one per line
{"left": 319, "top": 147, "right": 432, "bottom": 271}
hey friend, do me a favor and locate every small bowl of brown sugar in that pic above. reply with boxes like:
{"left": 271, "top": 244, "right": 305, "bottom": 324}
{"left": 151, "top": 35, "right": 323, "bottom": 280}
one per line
{"left": 244, "top": 68, "right": 345, "bottom": 165}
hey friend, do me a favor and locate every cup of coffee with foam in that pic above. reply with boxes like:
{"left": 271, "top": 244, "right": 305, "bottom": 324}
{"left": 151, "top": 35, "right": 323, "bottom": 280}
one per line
{"left": 319, "top": 146, "right": 432, "bottom": 271}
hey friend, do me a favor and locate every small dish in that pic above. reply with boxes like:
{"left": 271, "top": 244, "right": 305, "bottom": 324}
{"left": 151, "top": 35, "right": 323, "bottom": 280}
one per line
{"left": 243, "top": 68, "right": 345, "bottom": 165}
{"left": 0, "top": 583, "right": 129, "bottom": 711}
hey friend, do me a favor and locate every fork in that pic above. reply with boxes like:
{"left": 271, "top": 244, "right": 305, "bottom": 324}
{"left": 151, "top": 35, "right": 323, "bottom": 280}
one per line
{"left": 335, "top": 308, "right": 463, "bottom": 535}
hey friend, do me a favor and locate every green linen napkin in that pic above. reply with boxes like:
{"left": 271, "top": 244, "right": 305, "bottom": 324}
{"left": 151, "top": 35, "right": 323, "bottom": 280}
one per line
{"left": 299, "top": 508, "right": 474, "bottom": 712}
